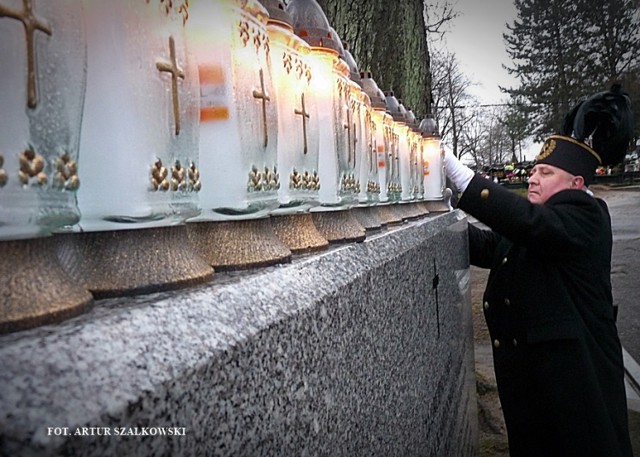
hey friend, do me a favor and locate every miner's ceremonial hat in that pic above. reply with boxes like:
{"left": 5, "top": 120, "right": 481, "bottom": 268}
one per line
{"left": 535, "top": 135, "right": 601, "bottom": 185}
{"left": 535, "top": 84, "right": 634, "bottom": 185}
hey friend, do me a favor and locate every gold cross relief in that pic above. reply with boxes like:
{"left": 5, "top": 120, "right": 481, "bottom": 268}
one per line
{"left": 393, "top": 133, "right": 400, "bottom": 180}
{"left": 0, "top": 0, "right": 52, "bottom": 109}
{"left": 252, "top": 68, "right": 270, "bottom": 149}
{"left": 343, "top": 104, "right": 358, "bottom": 169}
{"left": 294, "top": 93, "right": 310, "bottom": 155}
{"left": 156, "top": 36, "right": 185, "bottom": 136}
{"left": 366, "top": 114, "right": 376, "bottom": 174}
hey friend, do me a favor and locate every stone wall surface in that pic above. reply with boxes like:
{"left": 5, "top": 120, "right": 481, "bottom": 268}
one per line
{"left": 0, "top": 210, "right": 477, "bottom": 457}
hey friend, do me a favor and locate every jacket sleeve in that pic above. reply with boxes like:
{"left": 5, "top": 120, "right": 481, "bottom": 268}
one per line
{"left": 467, "top": 223, "right": 502, "bottom": 269}
{"left": 457, "top": 175, "right": 605, "bottom": 257}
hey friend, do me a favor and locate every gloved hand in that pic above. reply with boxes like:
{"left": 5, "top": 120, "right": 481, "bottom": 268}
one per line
{"left": 443, "top": 147, "right": 474, "bottom": 192}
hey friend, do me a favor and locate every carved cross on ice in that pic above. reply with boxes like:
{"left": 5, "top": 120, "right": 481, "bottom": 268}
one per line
{"left": 0, "top": 0, "right": 52, "bottom": 109}
{"left": 294, "top": 93, "right": 310, "bottom": 155}
{"left": 156, "top": 36, "right": 185, "bottom": 136}
{"left": 252, "top": 68, "right": 270, "bottom": 149}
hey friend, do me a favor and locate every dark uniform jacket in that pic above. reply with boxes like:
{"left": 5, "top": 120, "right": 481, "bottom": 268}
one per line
{"left": 458, "top": 175, "right": 632, "bottom": 457}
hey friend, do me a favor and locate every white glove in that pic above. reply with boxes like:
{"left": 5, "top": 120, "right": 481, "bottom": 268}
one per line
{"left": 443, "top": 147, "right": 474, "bottom": 192}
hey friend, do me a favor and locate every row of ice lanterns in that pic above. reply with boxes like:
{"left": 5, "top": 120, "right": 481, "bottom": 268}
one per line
{"left": 0, "top": 0, "right": 446, "bottom": 334}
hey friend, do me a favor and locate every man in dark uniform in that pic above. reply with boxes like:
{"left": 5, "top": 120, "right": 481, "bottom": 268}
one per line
{"left": 444, "top": 86, "right": 634, "bottom": 456}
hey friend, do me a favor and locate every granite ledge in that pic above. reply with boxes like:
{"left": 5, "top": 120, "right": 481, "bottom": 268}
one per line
{"left": 0, "top": 209, "right": 471, "bottom": 455}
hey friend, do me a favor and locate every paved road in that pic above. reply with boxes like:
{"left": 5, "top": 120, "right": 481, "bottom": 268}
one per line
{"left": 594, "top": 187, "right": 640, "bottom": 363}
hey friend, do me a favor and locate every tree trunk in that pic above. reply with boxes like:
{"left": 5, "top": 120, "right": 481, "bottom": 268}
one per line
{"left": 317, "top": 0, "right": 432, "bottom": 118}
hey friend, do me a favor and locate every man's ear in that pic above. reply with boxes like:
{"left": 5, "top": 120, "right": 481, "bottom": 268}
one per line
{"left": 573, "top": 175, "right": 585, "bottom": 189}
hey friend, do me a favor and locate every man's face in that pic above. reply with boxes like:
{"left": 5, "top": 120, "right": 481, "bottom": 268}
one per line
{"left": 527, "top": 164, "right": 577, "bottom": 204}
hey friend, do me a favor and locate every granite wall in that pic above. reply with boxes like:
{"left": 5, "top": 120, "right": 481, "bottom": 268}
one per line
{"left": 0, "top": 210, "right": 477, "bottom": 457}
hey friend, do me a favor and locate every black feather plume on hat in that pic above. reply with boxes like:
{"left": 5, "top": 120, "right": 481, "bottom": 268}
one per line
{"left": 560, "top": 84, "right": 635, "bottom": 166}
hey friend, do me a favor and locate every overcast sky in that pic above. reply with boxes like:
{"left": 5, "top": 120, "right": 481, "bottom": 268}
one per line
{"left": 442, "top": 0, "right": 518, "bottom": 105}
{"left": 441, "top": 0, "right": 542, "bottom": 159}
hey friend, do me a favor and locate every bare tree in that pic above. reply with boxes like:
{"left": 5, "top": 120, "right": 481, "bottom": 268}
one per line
{"left": 423, "top": 1, "right": 460, "bottom": 37}
{"left": 429, "top": 47, "right": 476, "bottom": 160}
{"left": 498, "top": 97, "right": 532, "bottom": 163}
{"left": 459, "top": 107, "right": 488, "bottom": 168}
